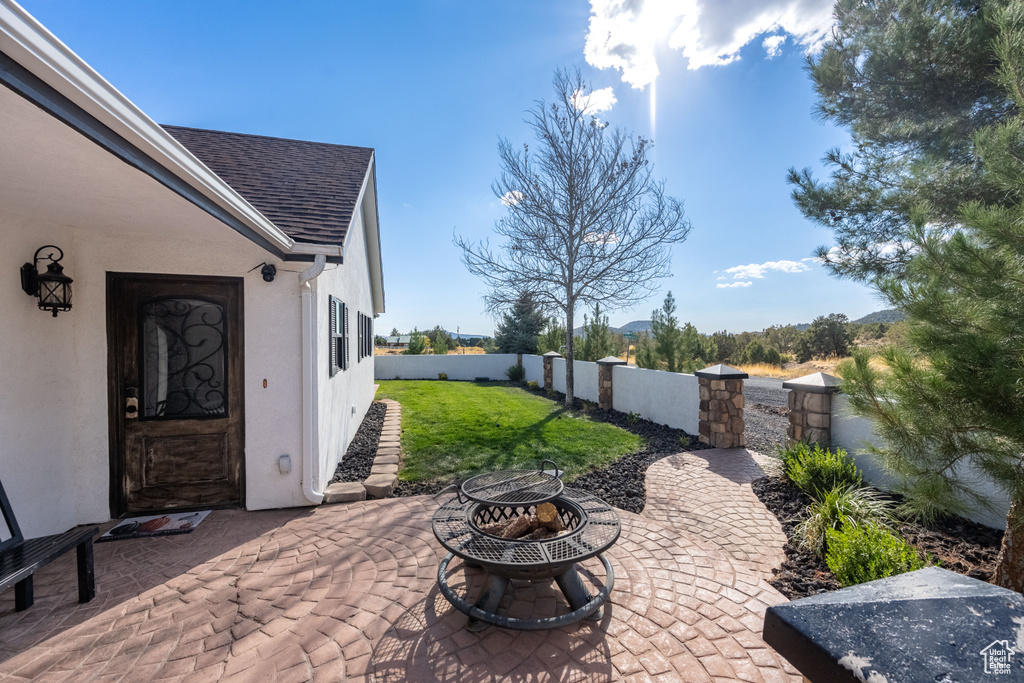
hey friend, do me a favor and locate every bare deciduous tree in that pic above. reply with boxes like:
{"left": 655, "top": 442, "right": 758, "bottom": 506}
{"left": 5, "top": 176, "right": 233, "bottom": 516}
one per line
{"left": 456, "top": 69, "right": 692, "bottom": 408}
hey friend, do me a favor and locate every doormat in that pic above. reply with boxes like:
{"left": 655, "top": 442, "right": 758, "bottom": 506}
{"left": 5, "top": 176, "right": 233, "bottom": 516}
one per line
{"left": 97, "top": 510, "right": 212, "bottom": 542}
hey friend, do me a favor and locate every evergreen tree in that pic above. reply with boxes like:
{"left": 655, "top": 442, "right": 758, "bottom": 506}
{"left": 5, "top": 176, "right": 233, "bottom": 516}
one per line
{"left": 390, "top": 327, "right": 400, "bottom": 337}
{"left": 634, "top": 332, "right": 660, "bottom": 370}
{"left": 494, "top": 293, "right": 545, "bottom": 354}
{"left": 810, "top": 2, "right": 1024, "bottom": 589}
{"left": 536, "top": 317, "right": 566, "bottom": 354}
{"left": 433, "top": 336, "right": 449, "bottom": 355}
{"left": 403, "top": 328, "right": 428, "bottom": 355}
{"left": 580, "top": 303, "right": 616, "bottom": 361}
{"left": 805, "top": 314, "right": 855, "bottom": 358}
{"left": 789, "top": 0, "right": 1014, "bottom": 280}
{"left": 650, "top": 292, "right": 684, "bottom": 372}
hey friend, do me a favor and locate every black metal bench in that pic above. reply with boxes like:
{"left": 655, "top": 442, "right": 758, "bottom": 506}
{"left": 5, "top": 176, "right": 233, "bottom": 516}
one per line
{"left": 0, "top": 479, "right": 98, "bottom": 611}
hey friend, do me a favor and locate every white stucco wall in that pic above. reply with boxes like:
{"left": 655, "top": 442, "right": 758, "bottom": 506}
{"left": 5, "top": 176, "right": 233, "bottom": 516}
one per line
{"left": 612, "top": 367, "right": 700, "bottom": 435}
{"left": 831, "top": 394, "right": 1011, "bottom": 529}
{"left": 550, "top": 359, "right": 599, "bottom": 402}
{"left": 374, "top": 354, "right": 520, "bottom": 381}
{"left": 0, "top": 203, "right": 379, "bottom": 538}
{"left": 524, "top": 354, "right": 544, "bottom": 386}
{"left": 316, "top": 204, "right": 377, "bottom": 493}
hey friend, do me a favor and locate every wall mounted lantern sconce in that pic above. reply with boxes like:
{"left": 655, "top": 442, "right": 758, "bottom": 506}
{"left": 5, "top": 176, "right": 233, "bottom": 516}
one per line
{"left": 21, "top": 245, "right": 73, "bottom": 317}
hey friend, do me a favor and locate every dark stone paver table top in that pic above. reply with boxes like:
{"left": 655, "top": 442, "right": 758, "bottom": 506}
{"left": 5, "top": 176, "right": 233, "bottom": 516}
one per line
{"left": 764, "top": 566, "right": 1024, "bottom": 682}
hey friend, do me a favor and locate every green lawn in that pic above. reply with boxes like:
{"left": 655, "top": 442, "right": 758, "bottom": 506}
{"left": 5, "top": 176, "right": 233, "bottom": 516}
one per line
{"left": 375, "top": 380, "right": 643, "bottom": 483}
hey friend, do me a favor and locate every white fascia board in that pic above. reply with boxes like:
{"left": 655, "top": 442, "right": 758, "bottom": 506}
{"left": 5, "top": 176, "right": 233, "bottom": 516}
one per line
{"left": 0, "top": 0, "right": 297, "bottom": 254}
{"left": 345, "top": 154, "right": 385, "bottom": 314}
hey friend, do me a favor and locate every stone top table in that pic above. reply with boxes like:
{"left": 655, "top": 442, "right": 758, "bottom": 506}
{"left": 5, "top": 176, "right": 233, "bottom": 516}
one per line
{"left": 763, "top": 566, "right": 1024, "bottom": 681}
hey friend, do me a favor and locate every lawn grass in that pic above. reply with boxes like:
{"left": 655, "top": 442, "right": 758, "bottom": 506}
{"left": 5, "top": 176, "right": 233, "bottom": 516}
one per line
{"left": 375, "top": 380, "right": 644, "bottom": 483}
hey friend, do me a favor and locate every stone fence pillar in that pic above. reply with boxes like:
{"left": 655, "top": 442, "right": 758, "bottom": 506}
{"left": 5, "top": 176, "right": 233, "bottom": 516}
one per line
{"left": 695, "top": 364, "right": 748, "bottom": 449}
{"left": 596, "top": 356, "right": 626, "bottom": 410}
{"left": 783, "top": 372, "right": 842, "bottom": 447}
{"left": 542, "top": 351, "right": 561, "bottom": 389}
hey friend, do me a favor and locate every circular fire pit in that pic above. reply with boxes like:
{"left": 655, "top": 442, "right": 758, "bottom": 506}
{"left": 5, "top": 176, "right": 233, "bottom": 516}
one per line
{"left": 433, "top": 473, "right": 620, "bottom": 631}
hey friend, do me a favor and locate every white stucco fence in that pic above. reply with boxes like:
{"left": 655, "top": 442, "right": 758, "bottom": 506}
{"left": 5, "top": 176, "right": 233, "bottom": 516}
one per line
{"left": 831, "top": 394, "right": 1011, "bottom": 529}
{"left": 374, "top": 353, "right": 522, "bottom": 381}
{"left": 551, "top": 358, "right": 599, "bottom": 403}
{"left": 375, "top": 355, "right": 702, "bottom": 436}
{"left": 612, "top": 366, "right": 700, "bottom": 436}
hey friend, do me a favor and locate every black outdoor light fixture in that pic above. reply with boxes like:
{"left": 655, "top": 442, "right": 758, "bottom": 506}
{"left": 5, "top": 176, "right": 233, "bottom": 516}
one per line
{"left": 21, "top": 245, "right": 73, "bottom": 317}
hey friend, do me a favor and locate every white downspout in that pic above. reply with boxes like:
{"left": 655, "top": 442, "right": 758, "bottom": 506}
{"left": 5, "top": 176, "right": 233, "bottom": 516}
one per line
{"left": 299, "top": 254, "right": 327, "bottom": 504}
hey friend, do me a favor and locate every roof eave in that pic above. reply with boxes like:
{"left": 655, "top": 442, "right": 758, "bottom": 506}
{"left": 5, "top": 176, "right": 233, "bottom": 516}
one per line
{"left": 342, "top": 153, "right": 385, "bottom": 315}
{"left": 0, "top": 0, "right": 311, "bottom": 258}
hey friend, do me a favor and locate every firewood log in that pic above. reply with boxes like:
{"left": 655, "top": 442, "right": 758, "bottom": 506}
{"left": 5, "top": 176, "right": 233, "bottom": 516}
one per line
{"left": 501, "top": 514, "right": 540, "bottom": 539}
{"left": 479, "top": 522, "right": 508, "bottom": 536}
{"left": 526, "top": 527, "right": 555, "bottom": 540}
{"left": 535, "top": 503, "right": 564, "bottom": 532}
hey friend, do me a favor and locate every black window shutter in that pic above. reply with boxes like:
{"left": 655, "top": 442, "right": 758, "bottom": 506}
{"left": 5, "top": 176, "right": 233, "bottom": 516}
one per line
{"left": 343, "top": 303, "right": 350, "bottom": 370}
{"left": 329, "top": 296, "right": 338, "bottom": 377}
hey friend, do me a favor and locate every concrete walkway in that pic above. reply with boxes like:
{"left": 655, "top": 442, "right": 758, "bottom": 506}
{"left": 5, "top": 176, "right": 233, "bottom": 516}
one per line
{"left": 0, "top": 449, "right": 798, "bottom": 682}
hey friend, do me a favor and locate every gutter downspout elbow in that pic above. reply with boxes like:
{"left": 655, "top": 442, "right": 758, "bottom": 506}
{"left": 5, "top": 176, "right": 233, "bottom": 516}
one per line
{"left": 300, "top": 254, "right": 328, "bottom": 504}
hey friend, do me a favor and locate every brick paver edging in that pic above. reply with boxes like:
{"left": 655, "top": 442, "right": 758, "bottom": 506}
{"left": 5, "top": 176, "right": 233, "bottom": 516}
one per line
{"left": 324, "top": 400, "right": 403, "bottom": 503}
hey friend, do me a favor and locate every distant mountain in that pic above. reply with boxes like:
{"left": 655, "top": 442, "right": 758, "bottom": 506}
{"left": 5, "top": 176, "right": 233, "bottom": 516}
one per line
{"left": 852, "top": 309, "right": 906, "bottom": 325}
{"left": 573, "top": 320, "right": 653, "bottom": 337}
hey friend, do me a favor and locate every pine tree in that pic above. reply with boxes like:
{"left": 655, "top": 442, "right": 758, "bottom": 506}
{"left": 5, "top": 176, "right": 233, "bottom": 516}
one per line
{"left": 634, "top": 332, "right": 660, "bottom": 370}
{"left": 537, "top": 317, "right": 566, "bottom": 354}
{"left": 494, "top": 293, "right": 545, "bottom": 354}
{"left": 835, "top": 3, "right": 1024, "bottom": 590}
{"left": 580, "top": 303, "right": 616, "bottom": 361}
{"left": 650, "top": 292, "right": 684, "bottom": 372}
{"left": 789, "top": 0, "right": 1014, "bottom": 280}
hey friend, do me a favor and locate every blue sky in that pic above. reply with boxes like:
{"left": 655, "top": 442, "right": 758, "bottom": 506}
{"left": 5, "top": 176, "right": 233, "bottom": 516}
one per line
{"left": 21, "top": 0, "right": 880, "bottom": 335}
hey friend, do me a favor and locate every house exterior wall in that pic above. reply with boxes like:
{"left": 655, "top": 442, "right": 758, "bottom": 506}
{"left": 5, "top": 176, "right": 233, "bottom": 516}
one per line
{"left": 0, "top": 204, "right": 377, "bottom": 537}
{"left": 315, "top": 205, "right": 377, "bottom": 494}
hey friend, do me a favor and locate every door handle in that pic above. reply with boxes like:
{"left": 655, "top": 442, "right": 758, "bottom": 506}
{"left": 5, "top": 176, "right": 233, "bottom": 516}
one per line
{"left": 125, "top": 387, "right": 139, "bottom": 419}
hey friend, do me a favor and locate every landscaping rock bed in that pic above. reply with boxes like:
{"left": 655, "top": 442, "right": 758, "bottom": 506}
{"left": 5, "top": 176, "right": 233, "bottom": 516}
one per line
{"left": 753, "top": 475, "right": 1004, "bottom": 600}
{"left": 396, "top": 390, "right": 709, "bottom": 513}
{"left": 329, "top": 401, "right": 387, "bottom": 485}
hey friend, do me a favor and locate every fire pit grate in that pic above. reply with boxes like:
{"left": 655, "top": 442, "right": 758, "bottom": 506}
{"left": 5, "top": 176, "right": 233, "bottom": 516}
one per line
{"left": 433, "top": 476, "right": 620, "bottom": 631}
{"left": 459, "top": 460, "right": 564, "bottom": 506}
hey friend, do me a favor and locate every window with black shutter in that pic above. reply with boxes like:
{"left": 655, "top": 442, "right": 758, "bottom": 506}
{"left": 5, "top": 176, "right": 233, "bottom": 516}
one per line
{"left": 329, "top": 296, "right": 348, "bottom": 376}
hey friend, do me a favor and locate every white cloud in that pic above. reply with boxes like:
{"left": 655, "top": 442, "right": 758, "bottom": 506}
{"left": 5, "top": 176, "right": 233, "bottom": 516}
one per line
{"left": 763, "top": 34, "right": 786, "bottom": 58}
{"left": 721, "top": 259, "right": 811, "bottom": 280}
{"left": 717, "top": 281, "right": 754, "bottom": 288}
{"left": 585, "top": 0, "right": 835, "bottom": 88}
{"left": 500, "top": 190, "right": 524, "bottom": 207}
{"left": 584, "top": 231, "right": 619, "bottom": 244}
{"left": 572, "top": 86, "right": 618, "bottom": 114}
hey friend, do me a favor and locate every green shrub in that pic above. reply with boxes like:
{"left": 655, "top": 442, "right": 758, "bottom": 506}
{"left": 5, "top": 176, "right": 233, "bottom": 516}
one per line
{"left": 779, "top": 442, "right": 863, "bottom": 499}
{"left": 825, "top": 522, "right": 925, "bottom": 586}
{"left": 505, "top": 365, "right": 526, "bottom": 382}
{"left": 796, "top": 485, "right": 894, "bottom": 558}
{"left": 437, "top": 372, "right": 448, "bottom": 381}
{"left": 527, "top": 380, "right": 539, "bottom": 390}
{"left": 627, "top": 411, "right": 641, "bottom": 425}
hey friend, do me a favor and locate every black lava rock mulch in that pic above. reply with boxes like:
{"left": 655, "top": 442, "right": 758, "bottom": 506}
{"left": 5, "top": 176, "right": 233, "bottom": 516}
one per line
{"left": 752, "top": 475, "right": 1004, "bottom": 600}
{"left": 329, "top": 401, "right": 387, "bottom": 485}
{"left": 395, "top": 389, "right": 709, "bottom": 513}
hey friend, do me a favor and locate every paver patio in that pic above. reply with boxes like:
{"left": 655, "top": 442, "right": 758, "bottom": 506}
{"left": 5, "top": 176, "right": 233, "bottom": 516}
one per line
{"left": 0, "top": 449, "right": 799, "bottom": 682}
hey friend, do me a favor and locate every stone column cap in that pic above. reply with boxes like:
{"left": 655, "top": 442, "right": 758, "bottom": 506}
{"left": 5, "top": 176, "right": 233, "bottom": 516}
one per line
{"left": 694, "top": 364, "right": 748, "bottom": 380}
{"left": 542, "top": 351, "right": 563, "bottom": 358}
{"left": 596, "top": 356, "right": 627, "bottom": 365}
{"left": 782, "top": 372, "right": 842, "bottom": 394}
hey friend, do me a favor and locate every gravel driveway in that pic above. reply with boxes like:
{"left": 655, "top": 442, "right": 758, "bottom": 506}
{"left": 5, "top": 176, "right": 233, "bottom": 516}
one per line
{"left": 743, "top": 377, "right": 789, "bottom": 455}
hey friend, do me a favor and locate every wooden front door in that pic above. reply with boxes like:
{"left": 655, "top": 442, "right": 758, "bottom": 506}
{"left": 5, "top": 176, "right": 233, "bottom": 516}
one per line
{"left": 108, "top": 274, "right": 244, "bottom": 514}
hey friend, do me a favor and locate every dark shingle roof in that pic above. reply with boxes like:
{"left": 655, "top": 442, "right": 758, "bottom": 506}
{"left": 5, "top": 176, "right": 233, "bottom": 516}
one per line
{"left": 162, "top": 125, "right": 373, "bottom": 246}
